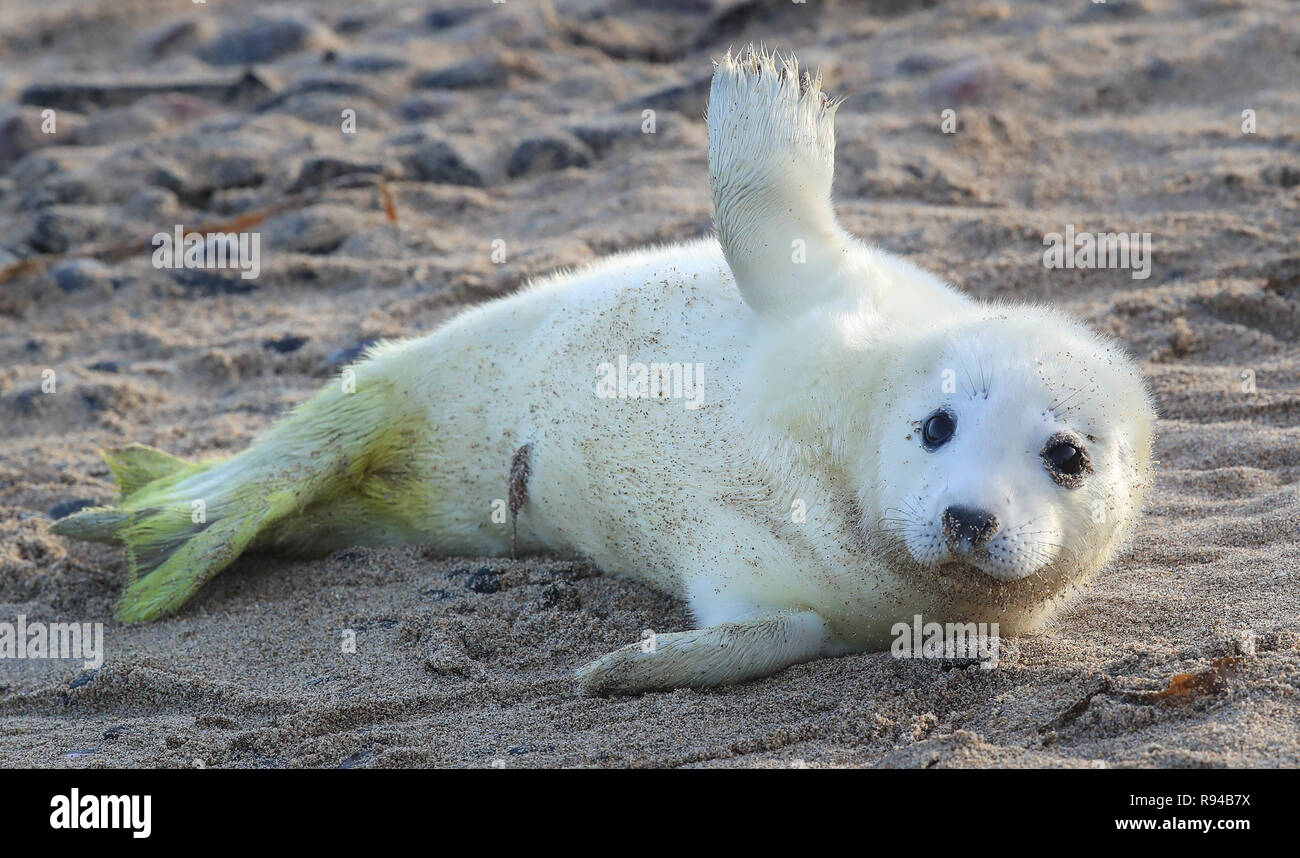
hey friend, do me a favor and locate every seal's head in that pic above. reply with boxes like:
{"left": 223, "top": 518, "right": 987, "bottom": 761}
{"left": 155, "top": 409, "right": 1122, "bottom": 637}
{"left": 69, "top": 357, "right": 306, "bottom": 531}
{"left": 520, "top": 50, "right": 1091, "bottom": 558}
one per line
{"left": 867, "top": 307, "right": 1155, "bottom": 595}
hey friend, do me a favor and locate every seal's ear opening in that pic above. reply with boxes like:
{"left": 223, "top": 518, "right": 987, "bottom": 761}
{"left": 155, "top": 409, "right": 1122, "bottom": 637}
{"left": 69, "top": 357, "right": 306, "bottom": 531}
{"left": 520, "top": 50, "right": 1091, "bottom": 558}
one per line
{"left": 708, "top": 46, "right": 856, "bottom": 319}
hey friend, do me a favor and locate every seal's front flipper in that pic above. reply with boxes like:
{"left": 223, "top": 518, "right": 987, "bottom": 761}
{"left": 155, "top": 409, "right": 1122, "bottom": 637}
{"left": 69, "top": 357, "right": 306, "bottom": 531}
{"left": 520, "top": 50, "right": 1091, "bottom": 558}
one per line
{"left": 575, "top": 609, "right": 834, "bottom": 696}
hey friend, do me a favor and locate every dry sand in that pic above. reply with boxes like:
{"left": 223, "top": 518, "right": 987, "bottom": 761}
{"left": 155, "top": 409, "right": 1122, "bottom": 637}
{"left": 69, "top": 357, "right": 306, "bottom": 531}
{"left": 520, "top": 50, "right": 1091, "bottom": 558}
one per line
{"left": 1, "top": 0, "right": 1298, "bottom": 768}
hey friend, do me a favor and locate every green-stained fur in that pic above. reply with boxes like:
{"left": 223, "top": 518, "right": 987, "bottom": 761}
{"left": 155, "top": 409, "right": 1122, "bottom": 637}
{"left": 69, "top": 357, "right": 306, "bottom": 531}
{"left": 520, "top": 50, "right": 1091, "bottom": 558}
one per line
{"left": 103, "top": 443, "right": 192, "bottom": 495}
{"left": 49, "top": 369, "right": 435, "bottom": 622}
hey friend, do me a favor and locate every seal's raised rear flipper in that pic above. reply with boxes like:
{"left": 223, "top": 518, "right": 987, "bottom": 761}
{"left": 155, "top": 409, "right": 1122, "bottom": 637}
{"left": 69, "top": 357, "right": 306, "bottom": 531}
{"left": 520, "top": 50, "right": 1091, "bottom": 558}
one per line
{"left": 576, "top": 609, "right": 834, "bottom": 695}
{"left": 708, "top": 46, "right": 859, "bottom": 318}
{"left": 102, "top": 443, "right": 192, "bottom": 496}
{"left": 49, "top": 445, "right": 198, "bottom": 545}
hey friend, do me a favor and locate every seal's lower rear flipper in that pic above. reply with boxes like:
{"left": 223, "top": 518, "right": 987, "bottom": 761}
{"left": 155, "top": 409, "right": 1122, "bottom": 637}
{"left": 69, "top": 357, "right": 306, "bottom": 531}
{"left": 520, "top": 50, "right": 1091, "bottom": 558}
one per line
{"left": 49, "top": 368, "right": 419, "bottom": 623}
{"left": 114, "top": 486, "right": 300, "bottom": 623}
{"left": 50, "top": 448, "right": 300, "bottom": 622}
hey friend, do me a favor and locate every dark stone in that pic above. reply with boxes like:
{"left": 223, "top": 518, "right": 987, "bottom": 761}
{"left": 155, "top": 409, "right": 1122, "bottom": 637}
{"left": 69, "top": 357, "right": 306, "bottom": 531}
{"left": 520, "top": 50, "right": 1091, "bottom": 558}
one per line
{"left": 263, "top": 335, "right": 308, "bottom": 353}
{"left": 289, "top": 157, "right": 384, "bottom": 193}
{"left": 657, "top": 0, "right": 720, "bottom": 9}
{"left": 20, "top": 175, "right": 97, "bottom": 210}
{"left": 0, "top": 107, "right": 53, "bottom": 171}
{"left": 198, "top": 11, "right": 332, "bottom": 65}
{"left": 340, "top": 53, "right": 407, "bottom": 73}
{"left": 398, "top": 94, "right": 456, "bottom": 121}
{"left": 327, "top": 338, "right": 378, "bottom": 366}
{"left": 617, "top": 73, "right": 711, "bottom": 115}
{"left": 50, "top": 258, "right": 114, "bottom": 293}
{"left": 563, "top": 17, "right": 683, "bottom": 63}
{"left": 405, "top": 140, "right": 482, "bottom": 186}
{"left": 262, "top": 209, "right": 351, "bottom": 254}
{"left": 466, "top": 570, "right": 501, "bottom": 594}
{"left": 339, "top": 750, "right": 375, "bottom": 769}
{"left": 1263, "top": 165, "right": 1300, "bottom": 188}
{"left": 897, "top": 54, "right": 946, "bottom": 75}
{"left": 49, "top": 498, "right": 95, "bottom": 519}
{"left": 123, "top": 187, "right": 178, "bottom": 219}
{"left": 1146, "top": 59, "right": 1175, "bottom": 81}
{"left": 20, "top": 73, "right": 275, "bottom": 113}
{"left": 172, "top": 268, "right": 258, "bottom": 296}
{"left": 11, "top": 389, "right": 47, "bottom": 417}
{"left": 223, "top": 70, "right": 278, "bottom": 106}
{"left": 506, "top": 135, "right": 592, "bottom": 179}
{"left": 427, "top": 8, "right": 483, "bottom": 30}
{"left": 81, "top": 390, "right": 109, "bottom": 413}
{"left": 1079, "top": 0, "right": 1145, "bottom": 18}
{"left": 335, "top": 15, "right": 371, "bottom": 35}
{"left": 198, "top": 155, "right": 264, "bottom": 190}
{"left": 146, "top": 161, "right": 191, "bottom": 194}
{"left": 693, "top": 0, "right": 764, "bottom": 49}
{"left": 88, "top": 361, "right": 121, "bottom": 373}
{"left": 27, "top": 211, "right": 104, "bottom": 254}
{"left": 1263, "top": 257, "right": 1300, "bottom": 297}
{"left": 568, "top": 114, "right": 663, "bottom": 158}
{"left": 252, "top": 77, "right": 385, "bottom": 114}
{"left": 68, "top": 671, "right": 97, "bottom": 689}
{"left": 412, "top": 52, "right": 542, "bottom": 90}
{"left": 507, "top": 742, "right": 554, "bottom": 755}
{"left": 539, "top": 583, "right": 581, "bottom": 611}
{"left": 137, "top": 18, "right": 206, "bottom": 61}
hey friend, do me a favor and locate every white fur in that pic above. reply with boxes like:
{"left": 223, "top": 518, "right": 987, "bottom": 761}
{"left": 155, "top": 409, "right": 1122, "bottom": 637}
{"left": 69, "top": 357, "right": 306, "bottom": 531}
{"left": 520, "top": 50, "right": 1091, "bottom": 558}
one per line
{"left": 350, "top": 47, "right": 1155, "bottom": 694}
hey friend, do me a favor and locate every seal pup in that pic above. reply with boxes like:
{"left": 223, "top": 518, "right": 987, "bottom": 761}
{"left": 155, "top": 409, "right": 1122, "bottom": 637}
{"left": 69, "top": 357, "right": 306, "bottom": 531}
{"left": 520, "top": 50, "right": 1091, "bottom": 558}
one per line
{"left": 51, "top": 46, "right": 1155, "bottom": 695}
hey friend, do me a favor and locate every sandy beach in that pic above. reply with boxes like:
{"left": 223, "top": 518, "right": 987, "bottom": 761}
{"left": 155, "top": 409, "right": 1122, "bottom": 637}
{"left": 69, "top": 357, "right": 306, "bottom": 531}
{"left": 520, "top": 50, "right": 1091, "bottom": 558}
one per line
{"left": 1, "top": 0, "right": 1298, "bottom": 767}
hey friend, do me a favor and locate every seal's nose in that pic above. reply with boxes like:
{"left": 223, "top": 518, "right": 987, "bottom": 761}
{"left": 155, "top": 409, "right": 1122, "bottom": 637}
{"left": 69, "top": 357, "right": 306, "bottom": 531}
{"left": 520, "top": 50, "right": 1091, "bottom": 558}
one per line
{"left": 942, "top": 505, "right": 1000, "bottom": 549}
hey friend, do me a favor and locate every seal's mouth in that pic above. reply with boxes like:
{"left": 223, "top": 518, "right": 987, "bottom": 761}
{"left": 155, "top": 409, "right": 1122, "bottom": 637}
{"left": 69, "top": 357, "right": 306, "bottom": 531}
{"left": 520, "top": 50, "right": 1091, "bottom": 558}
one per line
{"left": 861, "top": 519, "right": 1064, "bottom": 592}
{"left": 938, "top": 559, "right": 1035, "bottom": 583}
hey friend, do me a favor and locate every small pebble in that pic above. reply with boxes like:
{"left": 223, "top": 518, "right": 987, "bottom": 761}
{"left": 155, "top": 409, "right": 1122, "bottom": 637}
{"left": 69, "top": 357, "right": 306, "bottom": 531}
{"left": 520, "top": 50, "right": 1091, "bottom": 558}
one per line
{"left": 327, "top": 338, "right": 378, "bottom": 366}
{"left": 49, "top": 498, "right": 96, "bottom": 519}
{"left": 506, "top": 135, "right": 592, "bottom": 179}
{"left": 50, "top": 258, "right": 114, "bottom": 293}
{"left": 263, "top": 335, "right": 308, "bottom": 353}
{"left": 404, "top": 140, "right": 482, "bottom": 187}
{"left": 467, "top": 570, "right": 501, "bottom": 593}
{"left": 198, "top": 10, "right": 337, "bottom": 65}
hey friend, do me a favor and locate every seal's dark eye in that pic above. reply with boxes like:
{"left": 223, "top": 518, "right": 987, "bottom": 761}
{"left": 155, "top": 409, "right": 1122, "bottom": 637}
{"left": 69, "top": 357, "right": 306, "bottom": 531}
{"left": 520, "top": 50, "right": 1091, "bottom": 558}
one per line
{"left": 921, "top": 410, "right": 956, "bottom": 449}
{"left": 1042, "top": 436, "right": 1092, "bottom": 488}
{"left": 1045, "top": 442, "right": 1084, "bottom": 475}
